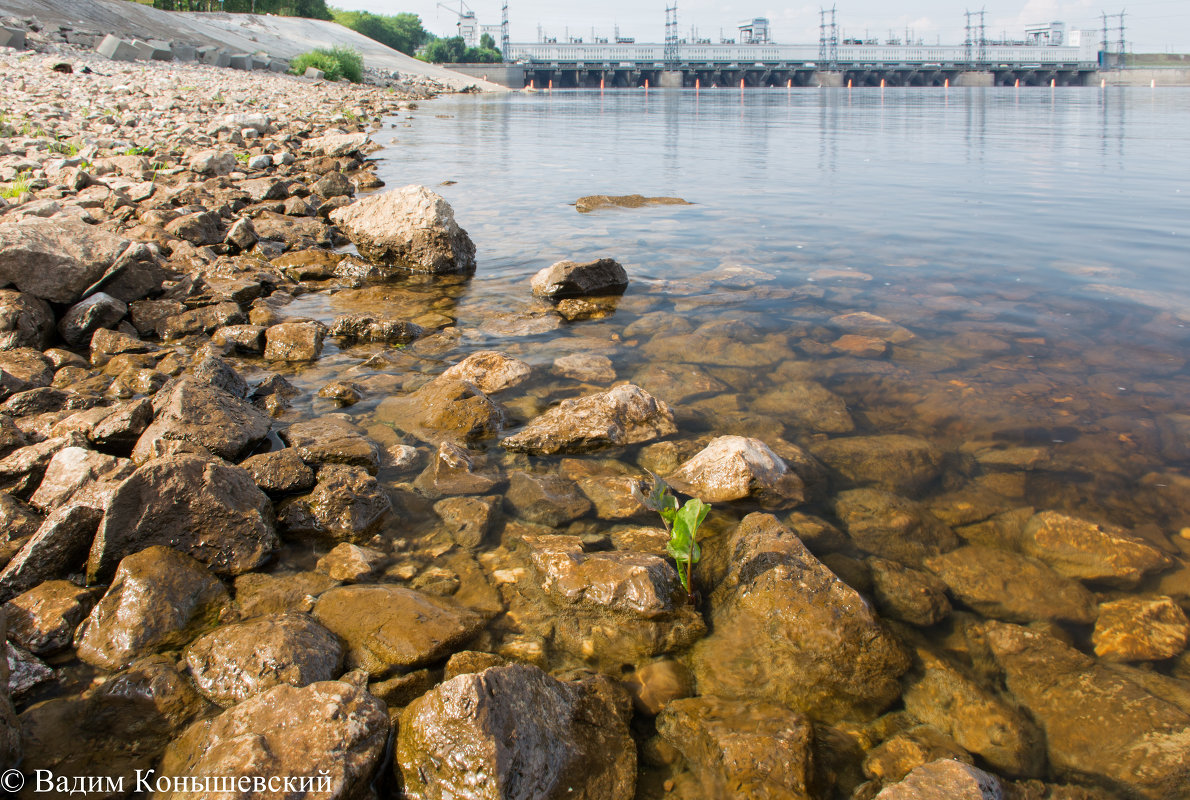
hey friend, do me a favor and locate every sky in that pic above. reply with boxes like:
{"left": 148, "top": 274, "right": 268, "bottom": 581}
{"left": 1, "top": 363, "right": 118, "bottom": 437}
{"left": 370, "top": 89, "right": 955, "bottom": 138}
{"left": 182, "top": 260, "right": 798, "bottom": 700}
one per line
{"left": 340, "top": 0, "right": 1189, "bottom": 53}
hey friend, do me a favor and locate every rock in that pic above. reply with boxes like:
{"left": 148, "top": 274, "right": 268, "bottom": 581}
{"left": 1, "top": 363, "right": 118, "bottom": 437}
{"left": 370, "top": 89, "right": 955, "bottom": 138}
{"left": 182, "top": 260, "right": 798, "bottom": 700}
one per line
{"left": 924, "top": 546, "right": 1097, "bottom": 625}
{"left": 87, "top": 454, "right": 277, "bottom": 583}
{"left": 829, "top": 311, "right": 915, "bottom": 344}
{"left": 413, "top": 442, "right": 503, "bottom": 498}
{"left": 89, "top": 328, "right": 155, "bottom": 365}
{"left": 313, "top": 584, "right": 484, "bottom": 676}
{"left": 575, "top": 194, "right": 691, "bottom": 212}
{"left": 867, "top": 557, "right": 952, "bottom": 627}
{"left": 810, "top": 435, "right": 943, "bottom": 495}
{"left": 190, "top": 354, "right": 248, "bottom": 398}
{"left": 28, "top": 445, "right": 131, "bottom": 512}
{"left": 330, "top": 185, "right": 476, "bottom": 273}
{"left": 0, "top": 433, "right": 84, "bottom": 497}
{"left": 0, "top": 290, "right": 54, "bottom": 350}
{"left": 507, "top": 472, "right": 592, "bottom": 526}
{"left": 303, "top": 132, "right": 368, "bottom": 157}
{"left": 184, "top": 612, "right": 343, "bottom": 707}
{"left": 330, "top": 312, "right": 424, "bottom": 345}
{"left": 278, "top": 465, "right": 392, "bottom": 543}
{"left": 657, "top": 695, "right": 814, "bottom": 799}
{"left": 75, "top": 546, "right": 230, "bottom": 671}
{"left": 1020, "top": 511, "right": 1172, "bottom": 588}
{"left": 0, "top": 492, "right": 39, "bottom": 541}
{"left": 530, "top": 258, "right": 629, "bottom": 298}
{"left": 863, "top": 725, "right": 973, "bottom": 785}
{"left": 279, "top": 417, "right": 382, "bottom": 473}
{"left": 553, "top": 352, "right": 615, "bottom": 383}
{"left": 444, "top": 650, "right": 507, "bottom": 680}
{"left": 5, "top": 580, "right": 94, "bottom": 655}
{"left": 316, "top": 542, "right": 386, "bottom": 582}
{"left": 264, "top": 321, "right": 325, "bottom": 361}
{"left": 1092, "top": 596, "right": 1190, "bottom": 662}
{"left": 903, "top": 651, "right": 1044, "bottom": 777}
{"left": 187, "top": 149, "right": 236, "bottom": 175}
{"left": 0, "top": 219, "right": 130, "bottom": 304}
{"left": 377, "top": 377, "right": 505, "bottom": 445}
{"left": 396, "top": 664, "right": 635, "bottom": 800}
{"left": 131, "top": 378, "right": 270, "bottom": 464}
{"left": 233, "top": 571, "right": 339, "bottom": 619}
{"left": 434, "top": 495, "right": 499, "bottom": 548}
{"left": 0, "top": 347, "right": 54, "bottom": 393}
{"left": 666, "top": 435, "right": 805, "bottom": 507}
{"left": 623, "top": 659, "right": 693, "bottom": 716}
{"left": 0, "top": 505, "right": 104, "bottom": 602}
{"left": 211, "top": 324, "right": 266, "bottom": 353}
{"left": 834, "top": 489, "right": 959, "bottom": 566}
{"left": 225, "top": 216, "right": 257, "bottom": 251}
{"left": 502, "top": 384, "right": 676, "bottom": 455}
{"left": 164, "top": 211, "right": 223, "bottom": 246}
{"left": 440, "top": 350, "right": 532, "bottom": 394}
{"left": 156, "top": 679, "right": 389, "bottom": 800}
{"left": 985, "top": 621, "right": 1190, "bottom": 799}
{"left": 873, "top": 759, "right": 1003, "bottom": 800}
{"left": 690, "top": 513, "right": 908, "bottom": 723}
{"left": 239, "top": 448, "right": 316, "bottom": 494}
{"left": 88, "top": 398, "right": 153, "bottom": 452}
{"left": 754, "top": 379, "right": 855, "bottom": 433}
{"left": 158, "top": 302, "right": 246, "bottom": 340}
{"left": 7, "top": 641, "right": 52, "bottom": 697}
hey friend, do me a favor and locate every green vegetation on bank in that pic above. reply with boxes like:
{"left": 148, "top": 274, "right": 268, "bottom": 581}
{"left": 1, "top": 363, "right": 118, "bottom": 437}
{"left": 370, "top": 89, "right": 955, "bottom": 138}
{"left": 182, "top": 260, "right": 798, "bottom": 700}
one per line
{"left": 419, "top": 35, "right": 502, "bottom": 64}
{"left": 330, "top": 9, "right": 431, "bottom": 56}
{"left": 290, "top": 46, "right": 363, "bottom": 82}
{"left": 146, "top": 0, "right": 332, "bottom": 18}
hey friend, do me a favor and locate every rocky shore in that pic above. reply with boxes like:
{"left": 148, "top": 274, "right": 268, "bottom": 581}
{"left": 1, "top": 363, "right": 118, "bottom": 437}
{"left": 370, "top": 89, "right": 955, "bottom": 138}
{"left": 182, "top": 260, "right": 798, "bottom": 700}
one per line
{"left": 0, "top": 39, "right": 1189, "bottom": 800}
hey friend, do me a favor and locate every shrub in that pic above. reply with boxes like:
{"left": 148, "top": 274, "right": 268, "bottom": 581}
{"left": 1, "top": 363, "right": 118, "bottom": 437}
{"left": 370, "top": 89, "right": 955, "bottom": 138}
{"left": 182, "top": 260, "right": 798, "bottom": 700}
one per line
{"left": 290, "top": 46, "right": 363, "bottom": 83}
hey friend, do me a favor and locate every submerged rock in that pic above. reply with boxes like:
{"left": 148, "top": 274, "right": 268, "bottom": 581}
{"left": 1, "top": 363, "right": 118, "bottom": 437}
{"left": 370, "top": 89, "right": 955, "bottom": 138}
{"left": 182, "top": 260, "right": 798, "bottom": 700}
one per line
{"left": 1020, "top": 510, "right": 1172, "bottom": 588}
{"left": 414, "top": 442, "right": 504, "bottom": 498}
{"left": 501, "top": 384, "right": 675, "bottom": 455}
{"left": 330, "top": 184, "right": 476, "bottom": 273}
{"left": 834, "top": 489, "right": 959, "bottom": 566}
{"left": 1092, "top": 595, "right": 1190, "bottom": 662}
{"left": 873, "top": 759, "right": 1003, "bottom": 800}
{"left": 867, "top": 557, "right": 952, "bottom": 627}
{"left": 811, "top": 435, "right": 943, "bottom": 495}
{"left": 666, "top": 435, "right": 805, "bottom": 507}
{"left": 377, "top": 377, "right": 505, "bottom": 445}
{"left": 575, "top": 194, "right": 691, "bottom": 212}
{"left": 506, "top": 472, "right": 592, "bottom": 527}
{"left": 396, "top": 664, "right": 636, "bottom": 800}
{"left": 530, "top": 258, "right": 629, "bottom": 298}
{"left": 277, "top": 464, "right": 392, "bottom": 543}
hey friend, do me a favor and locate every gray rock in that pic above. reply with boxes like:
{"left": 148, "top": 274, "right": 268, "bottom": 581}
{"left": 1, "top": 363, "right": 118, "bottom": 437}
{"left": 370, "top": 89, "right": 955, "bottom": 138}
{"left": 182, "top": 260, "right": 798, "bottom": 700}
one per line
{"left": 0, "top": 609, "right": 18, "bottom": 768}
{"left": 6, "top": 642, "right": 52, "bottom": 697}
{"left": 165, "top": 211, "right": 223, "bottom": 247}
{"left": 396, "top": 664, "right": 635, "bottom": 800}
{"left": 303, "top": 66, "right": 326, "bottom": 80}
{"left": 76, "top": 546, "right": 231, "bottom": 671}
{"left": 666, "top": 435, "right": 804, "bottom": 507}
{"left": 0, "top": 290, "right": 54, "bottom": 350}
{"left": 302, "top": 132, "right": 367, "bottom": 158}
{"left": 58, "top": 292, "right": 127, "bottom": 347}
{"left": 225, "top": 216, "right": 258, "bottom": 251}
{"left": 131, "top": 378, "right": 271, "bottom": 463}
{"left": 187, "top": 149, "right": 236, "bottom": 176}
{"left": 97, "top": 34, "right": 139, "bottom": 61}
{"left": 530, "top": 258, "right": 629, "bottom": 298}
{"left": 501, "top": 384, "right": 676, "bottom": 455}
{"left": 87, "top": 454, "right": 277, "bottom": 583}
{"left": 329, "top": 185, "right": 476, "bottom": 273}
{"left": 0, "top": 219, "right": 130, "bottom": 304}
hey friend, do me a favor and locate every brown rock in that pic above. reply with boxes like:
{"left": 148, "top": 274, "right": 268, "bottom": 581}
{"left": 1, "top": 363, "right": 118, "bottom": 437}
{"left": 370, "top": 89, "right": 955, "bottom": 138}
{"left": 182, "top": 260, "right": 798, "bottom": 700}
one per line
{"left": 277, "top": 465, "right": 392, "bottom": 543}
{"left": 530, "top": 258, "right": 629, "bottom": 298}
{"left": 434, "top": 495, "right": 499, "bottom": 549}
{"left": 1092, "top": 595, "right": 1190, "bottom": 662}
{"left": 264, "top": 321, "right": 325, "bottom": 361}
{"left": 376, "top": 377, "right": 505, "bottom": 445}
{"left": 811, "top": 435, "right": 943, "bottom": 495}
{"left": 666, "top": 435, "right": 804, "bottom": 506}
{"left": 316, "top": 542, "right": 386, "bottom": 582}
{"left": 239, "top": 448, "right": 316, "bottom": 494}
{"left": 440, "top": 350, "right": 532, "bottom": 394}
{"left": 1021, "top": 511, "right": 1172, "bottom": 588}
{"left": 506, "top": 472, "right": 592, "bottom": 527}
{"left": 329, "top": 185, "right": 476, "bottom": 273}
{"left": 131, "top": 378, "right": 271, "bottom": 464}
{"left": 873, "top": 760, "right": 1002, "bottom": 800}
{"left": 501, "top": 384, "right": 675, "bottom": 455}
{"left": 279, "top": 417, "right": 382, "bottom": 473}
{"left": 5, "top": 579, "right": 94, "bottom": 655}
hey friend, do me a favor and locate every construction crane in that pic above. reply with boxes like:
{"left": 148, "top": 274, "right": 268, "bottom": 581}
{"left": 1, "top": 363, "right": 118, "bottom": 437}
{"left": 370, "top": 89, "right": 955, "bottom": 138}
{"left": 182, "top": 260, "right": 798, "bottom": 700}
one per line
{"left": 437, "top": 1, "right": 480, "bottom": 48}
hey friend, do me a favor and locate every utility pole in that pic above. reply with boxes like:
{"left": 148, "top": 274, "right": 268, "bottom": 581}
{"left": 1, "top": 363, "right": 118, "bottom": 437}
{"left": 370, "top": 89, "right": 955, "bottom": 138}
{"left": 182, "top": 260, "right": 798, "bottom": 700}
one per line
{"left": 819, "top": 8, "right": 827, "bottom": 62}
{"left": 977, "top": 8, "right": 987, "bottom": 64}
{"left": 965, "top": 10, "right": 973, "bottom": 62}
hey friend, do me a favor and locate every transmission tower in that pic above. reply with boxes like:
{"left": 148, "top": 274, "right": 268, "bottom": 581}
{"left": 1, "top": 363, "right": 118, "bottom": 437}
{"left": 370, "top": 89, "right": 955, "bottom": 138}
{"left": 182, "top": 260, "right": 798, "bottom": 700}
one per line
{"left": 1117, "top": 9, "right": 1127, "bottom": 65}
{"left": 501, "top": 1, "right": 510, "bottom": 60}
{"left": 977, "top": 8, "right": 987, "bottom": 63}
{"left": 828, "top": 5, "right": 838, "bottom": 68}
{"left": 664, "top": 4, "right": 679, "bottom": 67}
{"left": 964, "top": 10, "right": 973, "bottom": 61}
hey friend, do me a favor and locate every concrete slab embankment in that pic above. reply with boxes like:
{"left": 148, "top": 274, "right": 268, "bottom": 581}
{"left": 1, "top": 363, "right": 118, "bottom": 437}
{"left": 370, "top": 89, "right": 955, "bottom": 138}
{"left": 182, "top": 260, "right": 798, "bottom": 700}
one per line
{"left": 1100, "top": 68, "right": 1190, "bottom": 86}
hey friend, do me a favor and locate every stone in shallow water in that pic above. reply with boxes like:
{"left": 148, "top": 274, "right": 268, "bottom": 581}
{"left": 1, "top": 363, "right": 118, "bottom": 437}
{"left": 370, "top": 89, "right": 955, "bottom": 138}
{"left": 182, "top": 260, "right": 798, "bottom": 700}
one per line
{"left": 377, "top": 377, "right": 506, "bottom": 445}
{"left": 1020, "top": 510, "right": 1172, "bottom": 588}
{"left": 501, "top": 383, "right": 675, "bottom": 455}
{"left": 752, "top": 379, "right": 855, "bottom": 434}
{"left": 575, "top": 194, "right": 691, "bottom": 212}
{"left": 1092, "top": 595, "right": 1190, "bottom": 662}
{"left": 263, "top": 320, "right": 325, "bottom": 361}
{"left": 867, "top": 557, "right": 952, "bottom": 627}
{"left": 552, "top": 352, "right": 616, "bottom": 383}
{"left": 530, "top": 258, "right": 629, "bottom": 298}
{"left": 277, "top": 464, "right": 393, "bottom": 544}
{"left": 622, "top": 659, "right": 693, "bottom": 716}
{"left": 440, "top": 350, "right": 532, "bottom": 394}
{"left": 834, "top": 488, "right": 959, "bottom": 567}
{"left": 810, "top": 434, "right": 943, "bottom": 495}
{"left": 316, "top": 542, "right": 386, "bottom": 582}
{"left": 395, "top": 664, "right": 636, "bottom": 800}
{"left": 239, "top": 448, "right": 316, "bottom": 494}
{"left": 863, "top": 725, "right": 973, "bottom": 785}
{"left": 666, "top": 435, "right": 805, "bottom": 507}
{"left": 279, "top": 417, "right": 382, "bottom": 473}
{"left": 434, "top": 495, "right": 499, "bottom": 549}
{"left": 233, "top": 571, "right": 340, "bottom": 619}
{"left": 413, "top": 441, "right": 504, "bottom": 498}
{"left": 330, "top": 184, "right": 475, "bottom": 273}
{"left": 506, "top": 472, "right": 592, "bottom": 527}
{"left": 873, "top": 759, "right": 1003, "bottom": 800}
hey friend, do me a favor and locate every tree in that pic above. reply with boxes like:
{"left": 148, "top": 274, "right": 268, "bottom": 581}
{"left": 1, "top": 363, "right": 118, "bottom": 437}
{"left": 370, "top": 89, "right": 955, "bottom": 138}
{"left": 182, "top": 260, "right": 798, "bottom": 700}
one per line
{"left": 480, "top": 32, "right": 496, "bottom": 51}
{"left": 331, "top": 9, "right": 430, "bottom": 56}
{"left": 421, "top": 36, "right": 465, "bottom": 63}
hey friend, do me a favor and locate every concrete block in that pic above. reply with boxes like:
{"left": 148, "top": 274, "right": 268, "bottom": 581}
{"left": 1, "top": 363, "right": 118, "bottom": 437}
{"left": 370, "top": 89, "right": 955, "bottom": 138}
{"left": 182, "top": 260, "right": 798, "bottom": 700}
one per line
{"left": 227, "top": 53, "right": 251, "bottom": 71}
{"left": 97, "top": 34, "right": 139, "bottom": 62}
{"left": 304, "top": 67, "right": 325, "bottom": 80}
{"left": 0, "top": 26, "right": 28, "bottom": 50}
{"left": 268, "top": 59, "right": 288, "bottom": 73}
{"left": 250, "top": 55, "right": 269, "bottom": 71}
{"left": 199, "top": 47, "right": 231, "bottom": 68}
{"left": 954, "top": 71, "right": 994, "bottom": 87}
{"left": 170, "top": 42, "right": 196, "bottom": 62}
{"left": 130, "top": 40, "right": 155, "bottom": 60}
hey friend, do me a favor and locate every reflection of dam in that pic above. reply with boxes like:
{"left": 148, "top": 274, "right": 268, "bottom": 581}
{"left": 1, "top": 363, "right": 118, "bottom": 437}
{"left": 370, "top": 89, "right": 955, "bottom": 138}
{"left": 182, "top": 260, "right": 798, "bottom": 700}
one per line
{"left": 505, "top": 41, "right": 1103, "bottom": 88}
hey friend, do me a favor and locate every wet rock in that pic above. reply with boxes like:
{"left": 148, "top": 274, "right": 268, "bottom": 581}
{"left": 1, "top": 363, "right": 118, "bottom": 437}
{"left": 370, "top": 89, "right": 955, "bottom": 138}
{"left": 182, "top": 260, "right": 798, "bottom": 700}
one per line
{"left": 233, "top": 571, "right": 339, "bottom": 619}
{"left": 76, "top": 546, "right": 231, "bottom": 671}
{"left": 632, "top": 362, "right": 727, "bottom": 405}
{"left": 444, "top": 650, "right": 507, "bottom": 680}
{"left": 316, "top": 542, "right": 386, "bottom": 582}
{"left": 87, "top": 454, "right": 277, "bottom": 583}
{"left": 873, "top": 759, "right": 1003, "bottom": 800}
{"left": 313, "top": 584, "right": 484, "bottom": 676}
{"left": 190, "top": 354, "right": 248, "bottom": 398}
{"left": 239, "top": 448, "right": 316, "bottom": 494}
{"left": 330, "top": 312, "right": 424, "bottom": 345}
{"left": 0, "top": 505, "right": 104, "bottom": 602}
{"left": 0, "top": 347, "right": 54, "bottom": 391}
{"left": 330, "top": 184, "right": 476, "bottom": 273}
{"left": 834, "top": 489, "right": 959, "bottom": 566}
{"left": 864, "top": 725, "right": 973, "bottom": 785}
{"left": 131, "top": 377, "right": 271, "bottom": 463}
{"left": 0, "top": 492, "right": 40, "bottom": 541}
{"left": 867, "top": 557, "right": 952, "bottom": 627}
{"left": 279, "top": 417, "right": 382, "bottom": 473}
{"left": 1020, "top": 511, "right": 1172, "bottom": 588}
{"left": 623, "top": 659, "right": 693, "bottom": 716}
{"left": 754, "top": 379, "right": 855, "bottom": 434}
{"left": 158, "top": 302, "right": 246, "bottom": 340}
{"left": 89, "top": 329, "right": 156, "bottom": 366}
{"left": 414, "top": 441, "right": 503, "bottom": 497}
{"left": 507, "top": 472, "right": 592, "bottom": 527}
{"left": 553, "top": 352, "right": 616, "bottom": 383}
{"left": 88, "top": 398, "right": 154, "bottom": 453}
{"left": 666, "top": 435, "right": 805, "bottom": 507}
{"left": 656, "top": 695, "right": 814, "bottom": 800}
{"left": 28, "top": 445, "right": 132, "bottom": 512}
{"left": 377, "top": 377, "right": 505, "bottom": 445}
{"left": 1092, "top": 595, "right": 1190, "bottom": 662}
{"left": 157, "top": 678, "right": 389, "bottom": 800}
{"left": 0, "top": 434, "right": 85, "bottom": 497}
{"left": 396, "top": 664, "right": 635, "bottom": 800}
{"left": 829, "top": 311, "right": 915, "bottom": 344}
{"left": 5, "top": 579, "right": 95, "bottom": 655}
{"left": 0, "top": 219, "right": 130, "bottom": 304}
{"left": 440, "top": 350, "right": 532, "bottom": 394}
{"left": 0, "top": 290, "right": 54, "bottom": 350}
{"left": 7, "top": 641, "right": 53, "bottom": 697}
{"left": 435, "top": 495, "right": 499, "bottom": 548}
{"left": 575, "top": 194, "right": 691, "bottom": 212}
{"left": 502, "top": 384, "right": 675, "bottom": 455}
{"left": 264, "top": 320, "right": 325, "bottom": 361}
{"left": 531, "top": 258, "right": 629, "bottom": 298}
{"left": 811, "top": 435, "right": 943, "bottom": 495}
{"left": 924, "top": 546, "right": 1096, "bottom": 625}
{"left": 561, "top": 459, "right": 647, "bottom": 521}
{"left": 690, "top": 513, "right": 908, "bottom": 723}
{"left": 985, "top": 620, "right": 1190, "bottom": 799}
{"left": 225, "top": 216, "right": 257, "bottom": 251}
{"left": 277, "top": 464, "right": 392, "bottom": 543}
{"left": 211, "top": 323, "right": 266, "bottom": 353}
{"left": 184, "top": 612, "right": 343, "bottom": 707}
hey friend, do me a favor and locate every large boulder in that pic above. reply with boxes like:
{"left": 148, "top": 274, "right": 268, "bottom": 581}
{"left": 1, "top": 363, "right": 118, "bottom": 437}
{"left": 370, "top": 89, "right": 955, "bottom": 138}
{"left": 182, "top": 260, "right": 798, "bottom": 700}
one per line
{"left": 75, "top": 546, "right": 231, "bottom": 671}
{"left": 87, "top": 454, "right": 277, "bottom": 583}
{"left": 0, "top": 505, "right": 104, "bottom": 602}
{"left": 278, "top": 417, "right": 383, "bottom": 473}
{"left": 530, "top": 258, "right": 629, "bottom": 298}
{"left": 666, "top": 435, "right": 804, "bottom": 506}
{"left": 689, "top": 513, "right": 908, "bottom": 723}
{"left": 1020, "top": 510, "right": 1172, "bottom": 588}
{"left": 395, "top": 664, "right": 636, "bottom": 800}
{"left": 0, "top": 219, "right": 131, "bottom": 304}
{"left": 329, "top": 184, "right": 476, "bottom": 273}
{"left": 501, "top": 384, "right": 675, "bottom": 455}
{"left": 156, "top": 679, "right": 389, "bottom": 800}
{"left": 131, "top": 378, "right": 271, "bottom": 463}
{"left": 0, "top": 290, "right": 54, "bottom": 350}
{"left": 5, "top": 579, "right": 96, "bottom": 656}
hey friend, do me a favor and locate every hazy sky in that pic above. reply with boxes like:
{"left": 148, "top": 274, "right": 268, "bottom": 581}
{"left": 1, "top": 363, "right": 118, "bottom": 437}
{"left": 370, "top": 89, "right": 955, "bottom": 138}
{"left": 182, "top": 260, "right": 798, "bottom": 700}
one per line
{"left": 341, "top": 0, "right": 1189, "bottom": 52}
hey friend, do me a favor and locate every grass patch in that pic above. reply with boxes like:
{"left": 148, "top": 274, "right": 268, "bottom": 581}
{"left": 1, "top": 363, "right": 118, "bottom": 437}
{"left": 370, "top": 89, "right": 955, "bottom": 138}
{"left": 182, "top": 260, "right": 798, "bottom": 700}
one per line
{"left": 290, "top": 47, "right": 363, "bottom": 83}
{"left": 1, "top": 173, "right": 31, "bottom": 199}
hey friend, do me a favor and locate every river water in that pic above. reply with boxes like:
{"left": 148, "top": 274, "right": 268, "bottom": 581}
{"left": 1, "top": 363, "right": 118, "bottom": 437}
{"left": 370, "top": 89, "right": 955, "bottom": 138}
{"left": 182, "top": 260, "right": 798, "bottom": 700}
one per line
{"left": 289, "top": 88, "right": 1190, "bottom": 796}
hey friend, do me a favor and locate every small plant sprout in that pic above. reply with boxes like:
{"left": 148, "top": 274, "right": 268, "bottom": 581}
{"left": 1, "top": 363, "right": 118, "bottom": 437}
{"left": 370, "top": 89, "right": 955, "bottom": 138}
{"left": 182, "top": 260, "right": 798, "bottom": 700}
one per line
{"left": 635, "top": 472, "right": 710, "bottom": 598}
